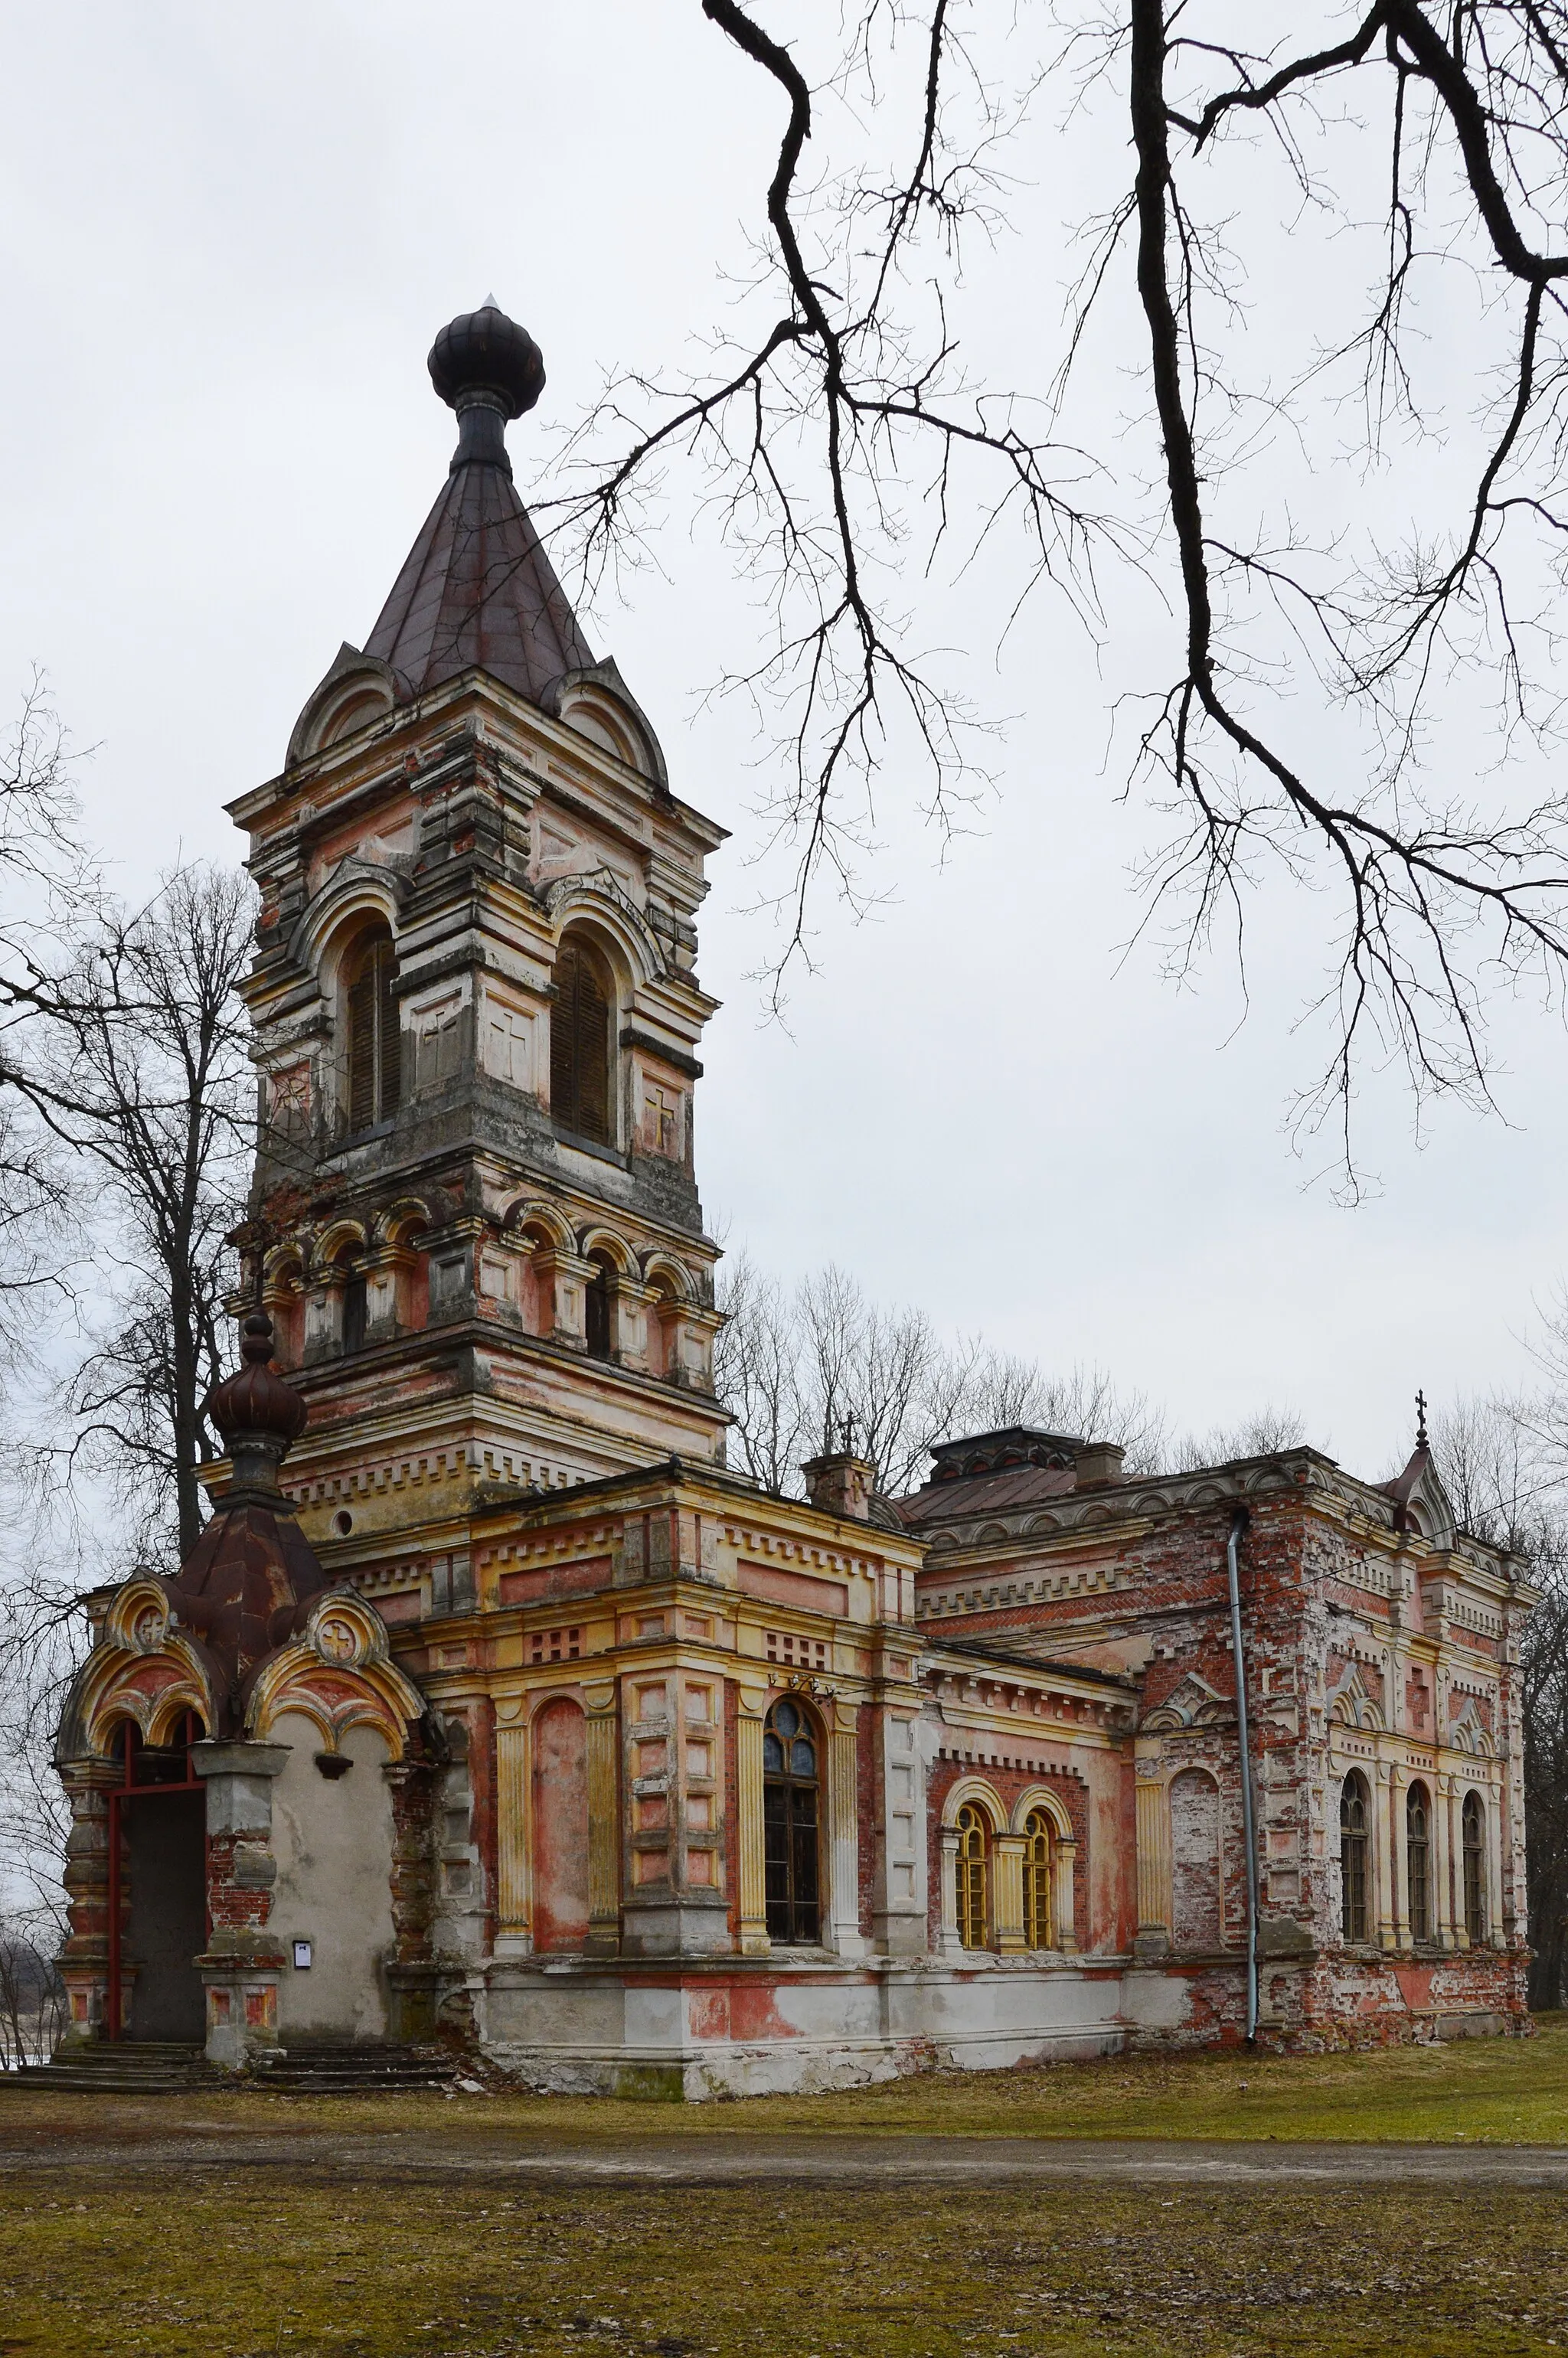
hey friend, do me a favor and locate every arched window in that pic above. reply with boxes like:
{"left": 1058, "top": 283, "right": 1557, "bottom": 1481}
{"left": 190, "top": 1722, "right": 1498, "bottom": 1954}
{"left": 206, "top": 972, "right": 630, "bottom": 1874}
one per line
{"left": 1463, "top": 1790, "right": 1488, "bottom": 1943}
{"left": 1340, "top": 1770, "right": 1370, "bottom": 1943}
{"left": 1406, "top": 1781, "right": 1431, "bottom": 1942}
{"left": 345, "top": 926, "right": 401, "bottom": 1133}
{"left": 955, "top": 1802, "right": 991, "bottom": 1950}
{"left": 584, "top": 1252, "right": 614, "bottom": 1360}
{"left": 763, "top": 1698, "right": 820, "bottom": 1943}
{"left": 1022, "top": 1808, "right": 1054, "bottom": 1950}
{"left": 550, "top": 932, "right": 612, "bottom": 1145}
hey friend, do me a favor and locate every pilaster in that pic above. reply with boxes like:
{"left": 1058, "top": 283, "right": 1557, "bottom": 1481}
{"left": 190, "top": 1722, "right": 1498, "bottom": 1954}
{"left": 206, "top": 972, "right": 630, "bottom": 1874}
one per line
{"left": 495, "top": 1703, "right": 531, "bottom": 1955}
{"left": 1055, "top": 1837, "right": 1080, "bottom": 1952}
{"left": 56, "top": 1755, "right": 122, "bottom": 2046}
{"left": 993, "top": 1834, "right": 1027, "bottom": 1953}
{"left": 191, "top": 1739, "right": 291, "bottom": 2069}
{"left": 584, "top": 1682, "right": 622, "bottom": 1956}
{"left": 1134, "top": 1776, "right": 1171, "bottom": 1958}
{"left": 735, "top": 1683, "right": 770, "bottom": 1956}
{"left": 871, "top": 1696, "right": 926, "bottom": 1957}
{"left": 938, "top": 1824, "right": 963, "bottom": 1957}
{"left": 1432, "top": 1770, "right": 1456, "bottom": 1949}
{"left": 1374, "top": 1762, "right": 1397, "bottom": 1951}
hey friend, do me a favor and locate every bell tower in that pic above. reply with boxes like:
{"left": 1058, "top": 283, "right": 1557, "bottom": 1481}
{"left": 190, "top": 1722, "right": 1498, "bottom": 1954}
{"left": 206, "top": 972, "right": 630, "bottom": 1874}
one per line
{"left": 230, "top": 302, "right": 728, "bottom": 1587}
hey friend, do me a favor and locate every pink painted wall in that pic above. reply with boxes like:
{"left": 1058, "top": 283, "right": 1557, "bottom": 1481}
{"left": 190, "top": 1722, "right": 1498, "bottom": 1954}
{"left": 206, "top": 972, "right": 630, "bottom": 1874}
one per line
{"left": 531, "top": 1697, "right": 590, "bottom": 1953}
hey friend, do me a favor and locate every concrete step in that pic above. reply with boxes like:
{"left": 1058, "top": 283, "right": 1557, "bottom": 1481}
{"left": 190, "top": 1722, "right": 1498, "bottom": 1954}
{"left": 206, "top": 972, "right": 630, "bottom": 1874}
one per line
{"left": 12, "top": 2046, "right": 221, "bottom": 2095}
{"left": 255, "top": 2046, "right": 457, "bottom": 2092}
{"left": 7, "top": 2040, "right": 461, "bottom": 2096}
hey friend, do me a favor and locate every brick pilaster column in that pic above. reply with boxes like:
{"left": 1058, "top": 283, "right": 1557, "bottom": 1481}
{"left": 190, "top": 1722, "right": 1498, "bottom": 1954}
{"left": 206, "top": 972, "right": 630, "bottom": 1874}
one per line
{"left": 57, "top": 1756, "right": 122, "bottom": 2044}
{"left": 192, "top": 1739, "right": 290, "bottom": 2068}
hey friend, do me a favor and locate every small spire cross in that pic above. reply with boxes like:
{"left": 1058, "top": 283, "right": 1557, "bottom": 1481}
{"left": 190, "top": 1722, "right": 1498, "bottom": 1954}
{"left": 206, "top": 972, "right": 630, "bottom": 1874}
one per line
{"left": 1416, "top": 1389, "right": 1429, "bottom": 1451}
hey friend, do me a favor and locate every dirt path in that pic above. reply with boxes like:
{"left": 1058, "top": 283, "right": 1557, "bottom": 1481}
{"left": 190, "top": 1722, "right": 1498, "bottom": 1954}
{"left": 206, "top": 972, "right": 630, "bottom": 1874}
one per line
{"left": 0, "top": 2120, "right": 1563, "bottom": 2183}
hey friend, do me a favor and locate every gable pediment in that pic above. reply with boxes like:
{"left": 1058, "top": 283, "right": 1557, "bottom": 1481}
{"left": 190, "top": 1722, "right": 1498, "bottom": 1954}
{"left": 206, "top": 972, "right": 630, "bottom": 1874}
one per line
{"left": 1142, "top": 1671, "right": 1230, "bottom": 1733}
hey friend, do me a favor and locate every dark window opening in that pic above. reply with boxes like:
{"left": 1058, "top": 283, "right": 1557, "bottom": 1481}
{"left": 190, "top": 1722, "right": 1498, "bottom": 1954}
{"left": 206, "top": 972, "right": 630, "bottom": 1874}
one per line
{"left": 346, "top": 929, "right": 401, "bottom": 1133}
{"left": 341, "top": 1272, "right": 368, "bottom": 1355}
{"left": 550, "top": 933, "right": 612, "bottom": 1145}
{"left": 1341, "top": 1771, "right": 1370, "bottom": 1944}
{"left": 1406, "top": 1782, "right": 1431, "bottom": 1942}
{"left": 763, "top": 1697, "right": 821, "bottom": 1944}
{"left": 1463, "top": 1790, "right": 1487, "bottom": 1943}
{"left": 585, "top": 1256, "right": 614, "bottom": 1360}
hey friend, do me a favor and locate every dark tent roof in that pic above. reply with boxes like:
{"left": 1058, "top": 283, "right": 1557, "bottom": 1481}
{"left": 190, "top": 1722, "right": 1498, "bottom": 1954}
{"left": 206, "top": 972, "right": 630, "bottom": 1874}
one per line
{"left": 364, "top": 453, "right": 593, "bottom": 707}
{"left": 363, "top": 299, "right": 594, "bottom": 708}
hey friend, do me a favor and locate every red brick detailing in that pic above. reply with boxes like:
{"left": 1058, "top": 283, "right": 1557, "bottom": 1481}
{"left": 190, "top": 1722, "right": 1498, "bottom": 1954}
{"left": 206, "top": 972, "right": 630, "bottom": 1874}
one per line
{"left": 205, "top": 1834, "right": 273, "bottom": 1936}
{"left": 387, "top": 1759, "right": 436, "bottom": 1965}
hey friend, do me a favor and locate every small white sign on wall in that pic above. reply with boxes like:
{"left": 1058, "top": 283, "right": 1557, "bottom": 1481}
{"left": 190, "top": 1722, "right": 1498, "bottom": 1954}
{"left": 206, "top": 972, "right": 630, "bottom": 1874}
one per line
{"left": 293, "top": 1940, "right": 314, "bottom": 1971}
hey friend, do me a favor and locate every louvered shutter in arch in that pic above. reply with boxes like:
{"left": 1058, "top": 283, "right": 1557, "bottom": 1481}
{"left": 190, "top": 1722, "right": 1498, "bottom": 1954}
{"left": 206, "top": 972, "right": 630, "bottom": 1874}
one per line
{"left": 550, "top": 939, "right": 580, "bottom": 1127}
{"left": 574, "top": 952, "right": 610, "bottom": 1142}
{"left": 376, "top": 942, "right": 402, "bottom": 1119}
{"left": 551, "top": 933, "right": 612, "bottom": 1143}
{"left": 348, "top": 965, "right": 377, "bottom": 1133}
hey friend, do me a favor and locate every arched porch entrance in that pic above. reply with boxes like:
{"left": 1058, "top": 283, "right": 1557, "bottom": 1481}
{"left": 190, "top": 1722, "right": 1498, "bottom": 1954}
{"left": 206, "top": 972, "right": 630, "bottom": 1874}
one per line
{"left": 107, "top": 1715, "right": 207, "bottom": 2043}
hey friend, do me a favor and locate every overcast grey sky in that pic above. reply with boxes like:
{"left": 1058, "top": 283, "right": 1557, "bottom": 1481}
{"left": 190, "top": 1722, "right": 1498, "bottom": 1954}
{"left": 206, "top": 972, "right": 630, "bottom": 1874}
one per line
{"left": 0, "top": 1, "right": 1562, "bottom": 1484}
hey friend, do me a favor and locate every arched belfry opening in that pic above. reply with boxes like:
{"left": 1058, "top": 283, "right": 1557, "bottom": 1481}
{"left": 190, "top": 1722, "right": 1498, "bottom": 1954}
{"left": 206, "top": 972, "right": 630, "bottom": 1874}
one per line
{"left": 550, "top": 931, "right": 612, "bottom": 1145}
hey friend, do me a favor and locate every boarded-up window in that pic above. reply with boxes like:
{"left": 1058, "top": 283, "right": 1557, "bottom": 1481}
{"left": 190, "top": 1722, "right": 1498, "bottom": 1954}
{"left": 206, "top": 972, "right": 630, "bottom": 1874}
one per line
{"left": 531, "top": 1697, "right": 590, "bottom": 1953}
{"left": 1170, "top": 1768, "right": 1222, "bottom": 1950}
{"left": 345, "top": 929, "right": 401, "bottom": 1133}
{"left": 550, "top": 933, "right": 612, "bottom": 1144}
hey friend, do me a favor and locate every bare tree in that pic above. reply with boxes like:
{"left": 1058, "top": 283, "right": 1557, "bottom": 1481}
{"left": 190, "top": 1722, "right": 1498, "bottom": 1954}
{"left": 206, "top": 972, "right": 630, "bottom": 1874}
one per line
{"left": 0, "top": 863, "right": 256, "bottom": 1561}
{"left": 0, "top": 681, "right": 83, "bottom": 1404}
{"left": 1167, "top": 1403, "right": 1310, "bottom": 1473}
{"left": 550, "top": 4, "right": 1568, "bottom": 1176}
{"left": 716, "top": 1251, "right": 1163, "bottom": 1494}
{"left": 1429, "top": 1391, "right": 1568, "bottom": 2007}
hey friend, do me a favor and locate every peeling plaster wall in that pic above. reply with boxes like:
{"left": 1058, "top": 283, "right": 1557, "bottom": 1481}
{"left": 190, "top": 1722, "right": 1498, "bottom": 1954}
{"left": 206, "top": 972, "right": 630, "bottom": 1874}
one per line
{"left": 269, "top": 1715, "right": 397, "bottom": 2042}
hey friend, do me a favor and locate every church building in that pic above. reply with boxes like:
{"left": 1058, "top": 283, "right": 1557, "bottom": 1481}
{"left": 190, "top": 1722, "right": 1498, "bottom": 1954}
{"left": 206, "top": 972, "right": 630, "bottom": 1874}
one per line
{"left": 50, "top": 305, "right": 1537, "bottom": 2094}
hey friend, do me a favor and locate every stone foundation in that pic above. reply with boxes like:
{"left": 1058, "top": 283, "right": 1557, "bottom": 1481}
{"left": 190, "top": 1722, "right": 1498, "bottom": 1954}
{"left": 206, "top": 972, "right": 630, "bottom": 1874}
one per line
{"left": 466, "top": 1945, "right": 1531, "bottom": 2096}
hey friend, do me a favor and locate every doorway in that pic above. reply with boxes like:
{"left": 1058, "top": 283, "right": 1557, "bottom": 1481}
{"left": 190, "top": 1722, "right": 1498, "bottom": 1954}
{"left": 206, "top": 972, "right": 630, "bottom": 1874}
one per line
{"left": 122, "top": 1792, "right": 207, "bottom": 2040}
{"left": 108, "top": 1719, "right": 208, "bottom": 2043}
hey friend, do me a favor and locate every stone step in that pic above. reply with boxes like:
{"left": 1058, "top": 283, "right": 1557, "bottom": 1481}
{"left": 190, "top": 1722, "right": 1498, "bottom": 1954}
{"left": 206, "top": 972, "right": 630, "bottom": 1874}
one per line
{"left": 6, "top": 2041, "right": 462, "bottom": 2096}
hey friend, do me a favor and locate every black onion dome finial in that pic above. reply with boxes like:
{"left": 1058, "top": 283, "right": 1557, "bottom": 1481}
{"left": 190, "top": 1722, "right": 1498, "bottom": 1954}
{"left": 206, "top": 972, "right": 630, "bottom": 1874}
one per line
{"left": 428, "top": 300, "right": 545, "bottom": 423}
{"left": 204, "top": 1311, "right": 308, "bottom": 1484}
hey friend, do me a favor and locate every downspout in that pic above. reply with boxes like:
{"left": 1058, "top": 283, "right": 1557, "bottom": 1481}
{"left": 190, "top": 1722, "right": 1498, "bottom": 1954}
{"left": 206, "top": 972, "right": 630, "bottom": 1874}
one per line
{"left": 1226, "top": 1504, "right": 1260, "bottom": 2043}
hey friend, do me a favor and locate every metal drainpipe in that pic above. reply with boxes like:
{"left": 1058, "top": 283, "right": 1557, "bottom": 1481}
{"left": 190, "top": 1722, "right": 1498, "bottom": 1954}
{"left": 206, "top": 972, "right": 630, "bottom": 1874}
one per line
{"left": 1226, "top": 1505, "right": 1261, "bottom": 2043}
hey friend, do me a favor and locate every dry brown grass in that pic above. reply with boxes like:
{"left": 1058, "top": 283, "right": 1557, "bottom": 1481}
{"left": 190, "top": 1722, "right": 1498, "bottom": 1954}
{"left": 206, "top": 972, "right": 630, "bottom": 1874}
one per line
{"left": 0, "top": 2175, "right": 1563, "bottom": 2356}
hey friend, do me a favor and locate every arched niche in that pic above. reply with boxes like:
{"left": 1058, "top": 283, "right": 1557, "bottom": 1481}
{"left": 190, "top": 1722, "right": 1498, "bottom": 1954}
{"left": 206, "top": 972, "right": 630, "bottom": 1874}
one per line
{"left": 531, "top": 1697, "right": 590, "bottom": 1952}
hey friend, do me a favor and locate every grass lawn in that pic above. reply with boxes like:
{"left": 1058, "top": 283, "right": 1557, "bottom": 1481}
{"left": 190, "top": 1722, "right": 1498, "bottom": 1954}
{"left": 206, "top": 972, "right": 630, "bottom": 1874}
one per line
{"left": 4, "top": 2028, "right": 1568, "bottom": 2355}
{"left": 1, "top": 2175, "right": 1565, "bottom": 2357}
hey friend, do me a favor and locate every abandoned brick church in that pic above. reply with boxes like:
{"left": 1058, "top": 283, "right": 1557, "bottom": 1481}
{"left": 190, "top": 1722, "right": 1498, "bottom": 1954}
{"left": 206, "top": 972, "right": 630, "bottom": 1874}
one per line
{"left": 50, "top": 305, "right": 1535, "bottom": 2092}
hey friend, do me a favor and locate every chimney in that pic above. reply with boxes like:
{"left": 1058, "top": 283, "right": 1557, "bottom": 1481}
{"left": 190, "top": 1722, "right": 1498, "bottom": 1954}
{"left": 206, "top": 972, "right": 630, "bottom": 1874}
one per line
{"left": 801, "top": 1448, "right": 874, "bottom": 1522}
{"left": 1073, "top": 1441, "right": 1125, "bottom": 1489}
